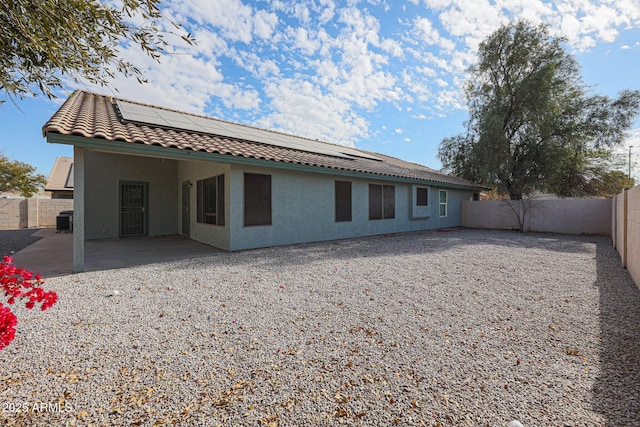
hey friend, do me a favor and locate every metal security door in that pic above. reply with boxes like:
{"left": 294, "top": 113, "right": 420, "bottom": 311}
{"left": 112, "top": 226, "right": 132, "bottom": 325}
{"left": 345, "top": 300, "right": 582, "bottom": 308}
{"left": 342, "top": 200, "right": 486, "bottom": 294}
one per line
{"left": 182, "top": 181, "right": 190, "bottom": 237}
{"left": 120, "top": 182, "right": 148, "bottom": 237}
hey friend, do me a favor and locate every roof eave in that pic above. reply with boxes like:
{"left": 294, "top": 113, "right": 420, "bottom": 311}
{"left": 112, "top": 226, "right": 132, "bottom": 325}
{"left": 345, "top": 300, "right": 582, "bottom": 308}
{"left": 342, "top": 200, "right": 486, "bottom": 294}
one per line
{"left": 45, "top": 132, "right": 485, "bottom": 191}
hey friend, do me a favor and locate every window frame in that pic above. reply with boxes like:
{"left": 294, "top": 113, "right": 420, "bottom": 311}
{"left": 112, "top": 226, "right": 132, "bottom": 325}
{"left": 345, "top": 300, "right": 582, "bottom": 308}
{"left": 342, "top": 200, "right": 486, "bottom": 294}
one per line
{"left": 369, "top": 183, "right": 395, "bottom": 220}
{"left": 244, "top": 173, "right": 272, "bottom": 226}
{"left": 439, "top": 189, "right": 448, "bottom": 217}
{"left": 197, "top": 174, "right": 225, "bottom": 226}
{"left": 335, "top": 180, "right": 352, "bottom": 222}
{"left": 416, "top": 187, "right": 428, "bottom": 206}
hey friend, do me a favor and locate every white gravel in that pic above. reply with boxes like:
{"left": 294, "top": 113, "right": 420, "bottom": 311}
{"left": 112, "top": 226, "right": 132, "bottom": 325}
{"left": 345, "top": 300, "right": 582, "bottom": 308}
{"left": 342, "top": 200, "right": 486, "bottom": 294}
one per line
{"left": 1, "top": 228, "right": 639, "bottom": 426}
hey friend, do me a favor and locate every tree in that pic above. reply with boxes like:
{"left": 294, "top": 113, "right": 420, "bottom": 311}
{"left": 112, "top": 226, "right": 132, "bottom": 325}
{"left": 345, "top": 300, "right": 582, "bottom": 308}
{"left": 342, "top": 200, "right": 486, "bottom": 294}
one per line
{"left": 585, "top": 170, "right": 634, "bottom": 197}
{"left": 0, "top": 156, "right": 46, "bottom": 197}
{"left": 0, "top": 0, "right": 194, "bottom": 102}
{"left": 438, "top": 20, "right": 640, "bottom": 200}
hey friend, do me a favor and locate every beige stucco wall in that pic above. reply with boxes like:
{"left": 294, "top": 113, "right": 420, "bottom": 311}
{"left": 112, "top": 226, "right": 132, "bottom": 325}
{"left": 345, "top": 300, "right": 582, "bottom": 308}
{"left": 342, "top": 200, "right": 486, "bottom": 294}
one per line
{"left": 626, "top": 186, "right": 640, "bottom": 289}
{"left": 462, "top": 199, "right": 611, "bottom": 235}
{"left": 0, "top": 199, "right": 73, "bottom": 230}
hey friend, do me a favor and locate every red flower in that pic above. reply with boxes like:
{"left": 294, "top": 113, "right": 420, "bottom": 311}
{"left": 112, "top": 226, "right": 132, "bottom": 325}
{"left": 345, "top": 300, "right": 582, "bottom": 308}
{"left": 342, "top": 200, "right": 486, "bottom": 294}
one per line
{"left": 0, "top": 257, "right": 57, "bottom": 350}
{"left": 0, "top": 304, "right": 17, "bottom": 350}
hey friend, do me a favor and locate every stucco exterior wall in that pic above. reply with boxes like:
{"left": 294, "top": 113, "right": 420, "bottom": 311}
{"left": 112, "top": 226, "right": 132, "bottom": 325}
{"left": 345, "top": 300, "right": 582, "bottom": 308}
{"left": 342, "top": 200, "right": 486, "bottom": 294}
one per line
{"left": 84, "top": 151, "right": 178, "bottom": 239}
{"left": 228, "top": 165, "right": 473, "bottom": 251}
{"left": 79, "top": 151, "right": 474, "bottom": 249}
{"left": 177, "top": 160, "right": 231, "bottom": 250}
{"left": 462, "top": 199, "right": 611, "bottom": 235}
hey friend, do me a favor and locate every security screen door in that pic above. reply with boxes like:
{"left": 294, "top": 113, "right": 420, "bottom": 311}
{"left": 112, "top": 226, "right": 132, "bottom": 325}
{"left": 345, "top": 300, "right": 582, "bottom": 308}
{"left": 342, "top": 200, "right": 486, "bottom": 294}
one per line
{"left": 120, "top": 182, "right": 148, "bottom": 237}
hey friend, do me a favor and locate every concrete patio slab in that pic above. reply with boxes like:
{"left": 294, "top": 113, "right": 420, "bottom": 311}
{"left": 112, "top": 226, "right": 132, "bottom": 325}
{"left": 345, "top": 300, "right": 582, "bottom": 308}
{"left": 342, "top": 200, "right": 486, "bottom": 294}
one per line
{"left": 11, "top": 228, "right": 222, "bottom": 277}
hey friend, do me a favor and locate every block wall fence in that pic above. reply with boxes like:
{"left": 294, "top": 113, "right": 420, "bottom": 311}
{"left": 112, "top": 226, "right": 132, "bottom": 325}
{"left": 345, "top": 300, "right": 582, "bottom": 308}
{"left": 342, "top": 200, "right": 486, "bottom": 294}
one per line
{"left": 461, "top": 198, "right": 611, "bottom": 235}
{"left": 612, "top": 186, "right": 640, "bottom": 289}
{"left": 0, "top": 199, "right": 73, "bottom": 230}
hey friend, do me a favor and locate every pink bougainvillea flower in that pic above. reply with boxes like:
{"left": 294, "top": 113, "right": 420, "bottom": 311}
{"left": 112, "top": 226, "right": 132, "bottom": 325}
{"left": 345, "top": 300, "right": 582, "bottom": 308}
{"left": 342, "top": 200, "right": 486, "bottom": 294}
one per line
{"left": 0, "top": 257, "right": 57, "bottom": 350}
{"left": 0, "top": 304, "right": 17, "bottom": 350}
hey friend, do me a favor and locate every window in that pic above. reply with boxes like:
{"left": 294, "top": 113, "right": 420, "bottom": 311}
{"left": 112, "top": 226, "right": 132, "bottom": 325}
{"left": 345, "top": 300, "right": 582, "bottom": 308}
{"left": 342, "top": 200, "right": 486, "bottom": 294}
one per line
{"left": 369, "top": 184, "right": 395, "bottom": 220}
{"left": 416, "top": 187, "right": 428, "bottom": 206}
{"left": 197, "top": 175, "right": 225, "bottom": 225}
{"left": 244, "top": 173, "right": 272, "bottom": 226}
{"left": 335, "top": 181, "right": 352, "bottom": 222}
{"left": 439, "top": 190, "right": 447, "bottom": 217}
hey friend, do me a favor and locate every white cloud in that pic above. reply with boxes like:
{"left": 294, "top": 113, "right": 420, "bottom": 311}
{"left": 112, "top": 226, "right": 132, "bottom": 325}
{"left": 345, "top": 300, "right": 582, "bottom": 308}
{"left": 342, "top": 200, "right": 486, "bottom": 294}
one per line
{"left": 435, "top": 78, "right": 448, "bottom": 88}
{"left": 435, "top": 0, "right": 504, "bottom": 45}
{"left": 74, "top": 0, "right": 640, "bottom": 152}
{"left": 414, "top": 17, "right": 455, "bottom": 51}
{"left": 173, "top": 0, "right": 255, "bottom": 43}
{"left": 258, "top": 78, "right": 366, "bottom": 146}
{"left": 293, "top": 27, "right": 321, "bottom": 54}
{"left": 233, "top": 50, "right": 280, "bottom": 79}
{"left": 253, "top": 9, "right": 279, "bottom": 40}
{"left": 318, "top": 0, "right": 337, "bottom": 23}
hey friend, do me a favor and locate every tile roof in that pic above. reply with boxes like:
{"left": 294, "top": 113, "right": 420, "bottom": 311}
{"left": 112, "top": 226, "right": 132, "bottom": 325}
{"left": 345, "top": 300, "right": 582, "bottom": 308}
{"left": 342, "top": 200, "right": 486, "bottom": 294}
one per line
{"left": 43, "top": 90, "right": 483, "bottom": 189}
{"left": 45, "top": 156, "right": 74, "bottom": 191}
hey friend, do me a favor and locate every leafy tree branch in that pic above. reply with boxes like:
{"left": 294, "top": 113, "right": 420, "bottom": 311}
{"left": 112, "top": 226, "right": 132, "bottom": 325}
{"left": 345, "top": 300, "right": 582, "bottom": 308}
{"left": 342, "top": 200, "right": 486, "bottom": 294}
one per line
{"left": 438, "top": 20, "right": 640, "bottom": 200}
{"left": 0, "top": 0, "right": 195, "bottom": 102}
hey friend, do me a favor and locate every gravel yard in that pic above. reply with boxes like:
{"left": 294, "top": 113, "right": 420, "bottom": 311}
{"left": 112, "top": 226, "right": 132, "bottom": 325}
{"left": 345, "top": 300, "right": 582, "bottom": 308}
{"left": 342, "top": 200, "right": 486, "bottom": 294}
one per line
{"left": 1, "top": 229, "right": 639, "bottom": 426}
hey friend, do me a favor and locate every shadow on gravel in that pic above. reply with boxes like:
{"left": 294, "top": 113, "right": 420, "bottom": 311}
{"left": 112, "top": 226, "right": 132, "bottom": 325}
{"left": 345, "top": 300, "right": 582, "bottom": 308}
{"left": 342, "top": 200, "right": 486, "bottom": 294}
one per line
{"left": 592, "top": 240, "right": 640, "bottom": 424}
{"left": 0, "top": 228, "right": 43, "bottom": 257}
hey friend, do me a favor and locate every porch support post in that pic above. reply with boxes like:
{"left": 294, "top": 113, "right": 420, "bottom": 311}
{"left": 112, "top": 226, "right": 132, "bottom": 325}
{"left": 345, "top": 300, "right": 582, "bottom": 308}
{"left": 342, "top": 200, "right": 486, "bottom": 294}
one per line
{"left": 73, "top": 146, "right": 85, "bottom": 273}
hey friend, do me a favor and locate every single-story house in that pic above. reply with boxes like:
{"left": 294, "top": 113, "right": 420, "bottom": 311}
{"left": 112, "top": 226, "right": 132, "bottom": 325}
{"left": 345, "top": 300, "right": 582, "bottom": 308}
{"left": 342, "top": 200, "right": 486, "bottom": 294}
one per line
{"left": 45, "top": 156, "right": 74, "bottom": 199}
{"left": 43, "top": 90, "right": 484, "bottom": 272}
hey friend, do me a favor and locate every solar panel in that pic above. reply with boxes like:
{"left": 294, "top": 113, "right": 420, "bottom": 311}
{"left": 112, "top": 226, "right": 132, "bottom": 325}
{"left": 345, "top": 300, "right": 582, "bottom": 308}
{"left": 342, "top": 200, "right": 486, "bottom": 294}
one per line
{"left": 115, "top": 100, "right": 381, "bottom": 161}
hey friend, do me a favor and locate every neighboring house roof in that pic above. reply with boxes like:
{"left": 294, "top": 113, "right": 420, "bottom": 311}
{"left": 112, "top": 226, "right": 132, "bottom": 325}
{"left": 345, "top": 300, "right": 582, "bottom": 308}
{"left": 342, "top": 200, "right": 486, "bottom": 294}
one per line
{"left": 43, "top": 90, "right": 483, "bottom": 190}
{"left": 45, "top": 156, "right": 74, "bottom": 191}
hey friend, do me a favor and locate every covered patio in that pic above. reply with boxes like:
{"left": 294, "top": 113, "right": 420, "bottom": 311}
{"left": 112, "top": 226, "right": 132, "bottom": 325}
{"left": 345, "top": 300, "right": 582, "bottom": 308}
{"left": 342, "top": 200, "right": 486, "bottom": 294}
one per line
{"left": 10, "top": 228, "right": 222, "bottom": 277}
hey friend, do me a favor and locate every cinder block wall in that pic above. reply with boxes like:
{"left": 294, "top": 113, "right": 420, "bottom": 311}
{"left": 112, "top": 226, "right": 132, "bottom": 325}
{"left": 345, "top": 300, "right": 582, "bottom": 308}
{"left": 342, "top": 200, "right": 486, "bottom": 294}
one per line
{"left": 462, "top": 198, "right": 611, "bottom": 235}
{"left": 0, "top": 199, "right": 73, "bottom": 230}
{"left": 613, "top": 187, "right": 640, "bottom": 289}
{"left": 0, "top": 199, "right": 24, "bottom": 229}
{"left": 627, "top": 187, "right": 640, "bottom": 290}
{"left": 36, "top": 199, "right": 74, "bottom": 228}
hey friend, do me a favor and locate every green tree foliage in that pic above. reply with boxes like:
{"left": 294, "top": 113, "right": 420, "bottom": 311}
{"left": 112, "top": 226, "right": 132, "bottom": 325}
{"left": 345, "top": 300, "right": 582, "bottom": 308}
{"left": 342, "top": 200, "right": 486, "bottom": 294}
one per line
{"left": 0, "top": 156, "right": 46, "bottom": 198}
{"left": 0, "top": 0, "right": 194, "bottom": 102}
{"left": 438, "top": 20, "right": 640, "bottom": 200}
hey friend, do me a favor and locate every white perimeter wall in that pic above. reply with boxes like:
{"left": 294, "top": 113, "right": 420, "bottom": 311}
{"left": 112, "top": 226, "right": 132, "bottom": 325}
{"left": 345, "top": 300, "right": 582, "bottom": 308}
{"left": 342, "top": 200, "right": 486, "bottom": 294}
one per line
{"left": 462, "top": 199, "right": 611, "bottom": 235}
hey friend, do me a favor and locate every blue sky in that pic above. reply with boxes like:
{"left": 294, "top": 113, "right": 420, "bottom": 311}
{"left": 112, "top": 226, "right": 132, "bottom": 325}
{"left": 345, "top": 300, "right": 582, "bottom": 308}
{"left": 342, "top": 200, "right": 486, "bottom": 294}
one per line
{"left": 1, "top": 0, "right": 640, "bottom": 181}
